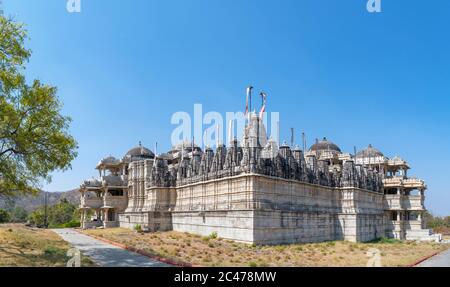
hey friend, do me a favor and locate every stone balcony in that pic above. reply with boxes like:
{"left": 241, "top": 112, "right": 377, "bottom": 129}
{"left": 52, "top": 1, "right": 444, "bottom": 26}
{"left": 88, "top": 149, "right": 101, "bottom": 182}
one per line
{"left": 383, "top": 195, "right": 424, "bottom": 210}
{"left": 382, "top": 177, "right": 426, "bottom": 190}
{"left": 80, "top": 196, "right": 103, "bottom": 209}
{"left": 103, "top": 195, "right": 127, "bottom": 208}
{"left": 383, "top": 177, "right": 403, "bottom": 188}
{"left": 402, "top": 195, "right": 425, "bottom": 211}
{"left": 403, "top": 178, "right": 426, "bottom": 189}
{"left": 101, "top": 175, "right": 126, "bottom": 187}
{"left": 384, "top": 194, "right": 402, "bottom": 210}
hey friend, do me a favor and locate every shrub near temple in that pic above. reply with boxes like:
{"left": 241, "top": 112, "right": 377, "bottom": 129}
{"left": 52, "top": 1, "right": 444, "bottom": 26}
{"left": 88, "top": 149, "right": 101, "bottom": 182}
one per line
{"left": 0, "top": 208, "right": 10, "bottom": 223}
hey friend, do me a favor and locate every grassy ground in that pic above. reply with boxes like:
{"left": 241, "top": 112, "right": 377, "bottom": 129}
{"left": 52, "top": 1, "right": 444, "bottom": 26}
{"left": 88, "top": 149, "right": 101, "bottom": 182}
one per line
{"left": 82, "top": 228, "right": 449, "bottom": 267}
{"left": 0, "top": 224, "right": 95, "bottom": 267}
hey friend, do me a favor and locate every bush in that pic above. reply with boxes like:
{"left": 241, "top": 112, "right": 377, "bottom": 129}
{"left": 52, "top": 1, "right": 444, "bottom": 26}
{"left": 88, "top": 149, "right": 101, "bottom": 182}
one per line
{"left": 28, "top": 208, "right": 46, "bottom": 227}
{"left": 274, "top": 245, "right": 286, "bottom": 252}
{"left": 134, "top": 224, "right": 142, "bottom": 232}
{"left": 0, "top": 209, "right": 10, "bottom": 223}
{"left": 43, "top": 246, "right": 68, "bottom": 262}
{"left": 63, "top": 220, "right": 80, "bottom": 228}
{"left": 248, "top": 261, "right": 258, "bottom": 267}
{"left": 9, "top": 207, "right": 28, "bottom": 223}
{"left": 295, "top": 246, "right": 304, "bottom": 252}
{"left": 369, "top": 237, "right": 402, "bottom": 244}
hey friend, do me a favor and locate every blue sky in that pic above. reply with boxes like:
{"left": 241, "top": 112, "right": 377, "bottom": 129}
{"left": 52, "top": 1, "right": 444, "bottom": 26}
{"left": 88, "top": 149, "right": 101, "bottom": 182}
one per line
{"left": 3, "top": 0, "right": 450, "bottom": 215}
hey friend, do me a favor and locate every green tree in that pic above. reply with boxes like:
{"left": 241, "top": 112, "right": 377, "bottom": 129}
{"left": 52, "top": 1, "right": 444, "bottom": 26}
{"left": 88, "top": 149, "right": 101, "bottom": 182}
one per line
{"left": 444, "top": 216, "right": 450, "bottom": 227}
{"left": 0, "top": 208, "right": 10, "bottom": 223}
{"left": 48, "top": 198, "right": 76, "bottom": 226}
{"left": 28, "top": 207, "right": 45, "bottom": 227}
{"left": 0, "top": 16, "right": 77, "bottom": 196}
{"left": 29, "top": 199, "right": 79, "bottom": 228}
{"left": 9, "top": 206, "right": 28, "bottom": 222}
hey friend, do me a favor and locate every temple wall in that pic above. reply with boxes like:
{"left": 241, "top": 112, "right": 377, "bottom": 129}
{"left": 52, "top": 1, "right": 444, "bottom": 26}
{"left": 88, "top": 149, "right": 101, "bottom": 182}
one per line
{"left": 142, "top": 187, "right": 177, "bottom": 212}
{"left": 168, "top": 174, "right": 387, "bottom": 244}
{"left": 174, "top": 175, "right": 254, "bottom": 212}
{"left": 251, "top": 176, "right": 385, "bottom": 244}
{"left": 118, "top": 211, "right": 172, "bottom": 231}
{"left": 253, "top": 210, "right": 341, "bottom": 244}
{"left": 120, "top": 185, "right": 175, "bottom": 231}
{"left": 171, "top": 175, "right": 254, "bottom": 241}
{"left": 172, "top": 210, "right": 255, "bottom": 243}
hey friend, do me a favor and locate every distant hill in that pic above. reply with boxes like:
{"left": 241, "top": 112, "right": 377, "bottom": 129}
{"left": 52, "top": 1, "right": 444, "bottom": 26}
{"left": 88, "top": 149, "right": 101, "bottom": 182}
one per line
{"left": 0, "top": 189, "right": 80, "bottom": 212}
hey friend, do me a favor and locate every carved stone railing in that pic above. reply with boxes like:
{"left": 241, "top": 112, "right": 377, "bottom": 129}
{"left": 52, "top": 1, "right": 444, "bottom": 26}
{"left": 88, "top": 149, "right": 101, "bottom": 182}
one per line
{"left": 102, "top": 175, "right": 125, "bottom": 187}
{"left": 383, "top": 177, "right": 403, "bottom": 187}
{"left": 402, "top": 178, "right": 426, "bottom": 189}
{"left": 383, "top": 195, "right": 424, "bottom": 211}
{"left": 103, "top": 195, "right": 127, "bottom": 208}
{"left": 402, "top": 195, "right": 425, "bottom": 211}
{"left": 383, "top": 194, "right": 402, "bottom": 210}
{"left": 80, "top": 196, "right": 103, "bottom": 209}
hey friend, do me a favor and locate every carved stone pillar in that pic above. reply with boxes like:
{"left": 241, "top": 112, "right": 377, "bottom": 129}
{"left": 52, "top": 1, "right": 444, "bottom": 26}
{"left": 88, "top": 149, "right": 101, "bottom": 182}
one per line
{"left": 80, "top": 210, "right": 85, "bottom": 229}
{"left": 104, "top": 209, "right": 108, "bottom": 222}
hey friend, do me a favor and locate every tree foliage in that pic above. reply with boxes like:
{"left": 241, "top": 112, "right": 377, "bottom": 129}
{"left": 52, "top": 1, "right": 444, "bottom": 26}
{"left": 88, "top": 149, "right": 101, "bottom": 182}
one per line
{"left": 28, "top": 198, "right": 79, "bottom": 228}
{"left": 28, "top": 207, "right": 45, "bottom": 227}
{"left": 9, "top": 206, "right": 28, "bottom": 222}
{"left": 0, "top": 16, "right": 77, "bottom": 196}
{"left": 48, "top": 198, "right": 76, "bottom": 226}
{"left": 425, "top": 211, "right": 450, "bottom": 234}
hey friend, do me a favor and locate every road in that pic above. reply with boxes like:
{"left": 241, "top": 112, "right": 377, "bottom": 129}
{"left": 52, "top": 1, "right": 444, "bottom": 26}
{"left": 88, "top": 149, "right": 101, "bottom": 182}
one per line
{"left": 52, "top": 228, "right": 171, "bottom": 267}
{"left": 417, "top": 247, "right": 450, "bottom": 267}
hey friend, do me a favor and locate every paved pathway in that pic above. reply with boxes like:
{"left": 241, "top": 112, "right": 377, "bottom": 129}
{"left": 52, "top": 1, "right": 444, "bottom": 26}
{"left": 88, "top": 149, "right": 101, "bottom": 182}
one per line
{"left": 53, "top": 229, "right": 170, "bottom": 267}
{"left": 417, "top": 247, "right": 450, "bottom": 267}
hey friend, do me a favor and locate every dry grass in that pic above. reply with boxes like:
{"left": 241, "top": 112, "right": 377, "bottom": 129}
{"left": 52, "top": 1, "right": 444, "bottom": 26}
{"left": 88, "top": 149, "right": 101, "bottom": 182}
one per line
{"left": 82, "top": 228, "right": 450, "bottom": 267}
{"left": 0, "top": 224, "right": 95, "bottom": 267}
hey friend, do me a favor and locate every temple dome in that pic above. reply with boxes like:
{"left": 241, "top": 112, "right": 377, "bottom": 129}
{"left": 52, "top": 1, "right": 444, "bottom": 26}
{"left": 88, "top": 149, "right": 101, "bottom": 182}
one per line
{"left": 356, "top": 144, "right": 384, "bottom": 158}
{"left": 293, "top": 145, "right": 302, "bottom": 151}
{"left": 97, "top": 155, "right": 119, "bottom": 167}
{"left": 170, "top": 140, "right": 200, "bottom": 153}
{"left": 156, "top": 152, "right": 172, "bottom": 160}
{"left": 309, "top": 137, "right": 341, "bottom": 153}
{"left": 125, "top": 143, "right": 154, "bottom": 159}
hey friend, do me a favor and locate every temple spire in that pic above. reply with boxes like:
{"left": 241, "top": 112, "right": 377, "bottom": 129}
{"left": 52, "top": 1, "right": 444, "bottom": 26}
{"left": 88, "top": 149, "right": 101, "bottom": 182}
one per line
{"left": 228, "top": 119, "right": 233, "bottom": 145}
{"left": 259, "top": 92, "right": 267, "bottom": 120}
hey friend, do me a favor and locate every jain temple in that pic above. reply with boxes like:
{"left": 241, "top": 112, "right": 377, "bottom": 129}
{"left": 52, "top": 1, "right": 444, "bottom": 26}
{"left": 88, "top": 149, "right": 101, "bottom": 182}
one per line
{"left": 79, "top": 89, "right": 441, "bottom": 244}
